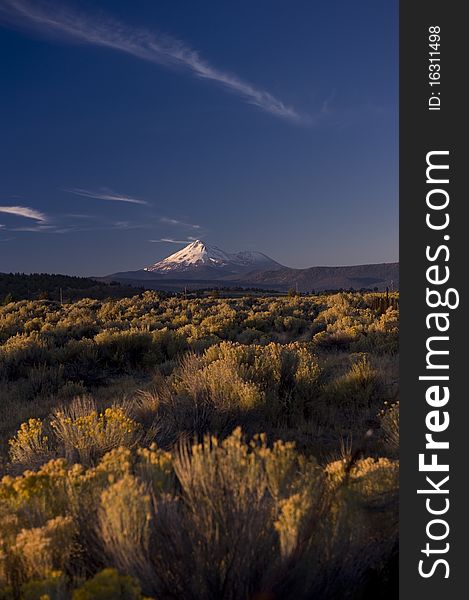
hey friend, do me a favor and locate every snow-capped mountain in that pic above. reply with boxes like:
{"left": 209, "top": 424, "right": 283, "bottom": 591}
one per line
{"left": 144, "top": 240, "right": 283, "bottom": 278}
{"left": 103, "top": 239, "right": 398, "bottom": 291}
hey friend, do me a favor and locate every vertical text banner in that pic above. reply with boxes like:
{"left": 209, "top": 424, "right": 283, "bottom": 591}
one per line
{"left": 400, "top": 1, "right": 466, "bottom": 598}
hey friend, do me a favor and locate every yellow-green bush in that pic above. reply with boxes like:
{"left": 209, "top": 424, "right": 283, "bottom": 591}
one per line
{"left": 324, "top": 354, "right": 380, "bottom": 409}
{"left": 13, "top": 516, "right": 75, "bottom": 580}
{"left": 8, "top": 399, "right": 141, "bottom": 468}
{"left": 9, "top": 419, "right": 50, "bottom": 467}
{"left": 50, "top": 401, "right": 141, "bottom": 465}
{"left": 168, "top": 342, "right": 322, "bottom": 430}
{"left": 72, "top": 568, "right": 146, "bottom": 600}
{"left": 0, "top": 333, "right": 52, "bottom": 380}
{"left": 0, "top": 292, "right": 398, "bottom": 410}
{"left": 99, "top": 475, "right": 152, "bottom": 581}
{"left": 0, "top": 291, "right": 399, "bottom": 598}
{"left": 0, "top": 428, "right": 398, "bottom": 599}
{"left": 19, "top": 570, "right": 67, "bottom": 600}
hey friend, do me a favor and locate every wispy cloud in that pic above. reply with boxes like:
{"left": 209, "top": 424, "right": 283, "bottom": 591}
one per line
{"left": 65, "top": 188, "right": 148, "bottom": 205}
{"left": 0, "top": 197, "right": 204, "bottom": 240}
{"left": 11, "top": 224, "right": 58, "bottom": 232}
{"left": 160, "top": 217, "right": 200, "bottom": 230}
{"left": 149, "top": 238, "right": 195, "bottom": 244}
{"left": 0, "top": 205, "right": 48, "bottom": 221}
{"left": 64, "top": 213, "right": 99, "bottom": 220}
{"left": 0, "top": 0, "right": 304, "bottom": 123}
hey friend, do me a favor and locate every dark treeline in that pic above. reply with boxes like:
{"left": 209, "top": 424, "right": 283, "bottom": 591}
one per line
{"left": 0, "top": 272, "right": 144, "bottom": 303}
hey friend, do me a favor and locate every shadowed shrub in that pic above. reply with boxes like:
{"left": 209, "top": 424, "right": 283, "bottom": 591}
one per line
{"left": 380, "top": 400, "right": 399, "bottom": 454}
{"left": 72, "top": 568, "right": 146, "bottom": 600}
{"left": 324, "top": 354, "right": 380, "bottom": 409}
{"left": 19, "top": 570, "right": 68, "bottom": 600}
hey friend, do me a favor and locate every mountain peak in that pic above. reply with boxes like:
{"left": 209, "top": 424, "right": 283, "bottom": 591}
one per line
{"left": 144, "top": 240, "right": 283, "bottom": 277}
{"left": 187, "top": 239, "right": 204, "bottom": 248}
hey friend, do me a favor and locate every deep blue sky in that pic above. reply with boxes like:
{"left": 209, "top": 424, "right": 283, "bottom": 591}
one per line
{"left": 0, "top": 0, "right": 398, "bottom": 275}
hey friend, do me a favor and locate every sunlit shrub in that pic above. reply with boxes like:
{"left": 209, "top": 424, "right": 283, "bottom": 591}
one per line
{"left": 0, "top": 459, "right": 71, "bottom": 524}
{"left": 9, "top": 419, "right": 51, "bottom": 467}
{"left": 0, "top": 427, "right": 398, "bottom": 599}
{"left": 274, "top": 489, "right": 313, "bottom": 557}
{"left": 150, "top": 328, "right": 188, "bottom": 363}
{"left": 50, "top": 398, "right": 141, "bottom": 465}
{"left": 99, "top": 475, "right": 152, "bottom": 581}
{"left": 0, "top": 333, "right": 51, "bottom": 379}
{"left": 136, "top": 445, "right": 173, "bottom": 494}
{"left": 13, "top": 516, "right": 75, "bottom": 579}
{"left": 171, "top": 342, "right": 322, "bottom": 428}
{"left": 7, "top": 399, "right": 142, "bottom": 469}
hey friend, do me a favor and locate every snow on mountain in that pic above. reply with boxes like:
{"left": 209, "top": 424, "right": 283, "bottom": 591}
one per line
{"left": 104, "top": 240, "right": 398, "bottom": 291}
{"left": 144, "top": 240, "right": 283, "bottom": 276}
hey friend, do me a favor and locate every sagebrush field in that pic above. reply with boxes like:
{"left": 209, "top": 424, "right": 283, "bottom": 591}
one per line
{"left": 0, "top": 291, "right": 399, "bottom": 599}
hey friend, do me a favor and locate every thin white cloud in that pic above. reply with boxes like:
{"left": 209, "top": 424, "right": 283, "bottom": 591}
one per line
{"left": 65, "top": 188, "right": 148, "bottom": 205}
{"left": 160, "top": 217, "right": 200, "bottom": 229}
{"left": 64, "top": 213, "right": 99, "bottom": 219}
{"left": 0, "top": 0, "right": 304, "bottom": 123}
{"left": 149, "top": 238, "right": 193, "bottom": 244}
{"left": 112, "top": 221, "right": 146, "bottom": 230}
{"left": 0, "top": 205, "right": 48, "bottom": 221}
{"left": 11, "top": 224, "right": 56, "bottom": 232}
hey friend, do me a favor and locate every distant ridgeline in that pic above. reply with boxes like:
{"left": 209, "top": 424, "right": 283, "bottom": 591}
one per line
{"left": 0, "top": 273, "right": 144, "bottom": 303}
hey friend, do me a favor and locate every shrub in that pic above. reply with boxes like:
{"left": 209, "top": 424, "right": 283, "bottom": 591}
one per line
{"left": 380, "top": 400, "right": 399, "bottom": 454}
{"left": 72, "top": 569, "right": 145, "bottom": 600}
{"left": 325, "top": 354, "right": 380, "bottom": 409}
{"left": 13, "top": 516, "right": 75, "bottom": 579}
{"left": 167, "top": 342, "right": 322, "bottom": 434}
{"left": 20, "top": 570, "right": 67, "bottom": 600}
{"left": 94, "top": 331, "right": 154, "bottom": 370}
{"left": 50, "top": 398, "right": 141, "bottom": 465}
{"left": 0, "top": 333, "right": 51, "bottom": 380}
{"left": 8, "top": 398, "right": 143, "bottom": 470}
{"left": 0, "top": 429, "right": 398, "bottom": 600}
{"left": 99, "top": 476, "right": 152, "bottom": 584}
{"left": 9, "top": 419, "right": 51, "bottom": 467}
